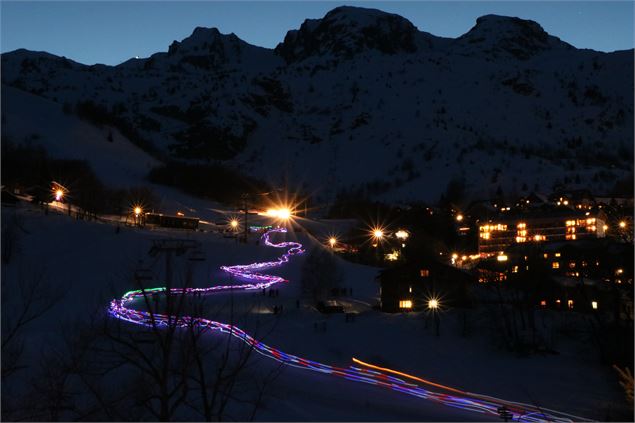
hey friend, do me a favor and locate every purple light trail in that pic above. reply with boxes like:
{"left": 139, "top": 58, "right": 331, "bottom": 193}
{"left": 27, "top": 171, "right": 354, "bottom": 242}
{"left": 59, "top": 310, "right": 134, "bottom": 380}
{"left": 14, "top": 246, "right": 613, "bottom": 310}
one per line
{"left": 109, "top": 227, "right": 585, "bottom": 422}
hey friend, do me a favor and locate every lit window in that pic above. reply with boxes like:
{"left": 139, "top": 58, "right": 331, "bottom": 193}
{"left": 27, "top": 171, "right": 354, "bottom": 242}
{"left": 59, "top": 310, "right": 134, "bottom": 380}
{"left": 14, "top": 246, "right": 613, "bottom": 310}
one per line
{"left": 616, "top": 268, "right": 624, "bottom": 275}
{"left": 420, "top": 269, "right": 429, "bottom": 278}
{"left": 540, "top": 300, "right": 547, "bottom": 307}
{"left": 533, "top": 234, "right": 545, "bottom": 241}
{"left": 543, "top": 253, "right": 548, "bottom": 259}
{"left": 569, "top": 262, "right": 576, "bottom": 269}
{"left": 567, "top": 300, "right": 574, "bottom": 309}
{"left": 409, "top": 286, "right": 412, "bottom": 293}
{"left": 497, "top": 254, "right": 508, "bottom": 262}
{"left": 591, "top": 301, "right": 598, "bottom": 310}
{"left": 552, "top": 262, "right": 560, "bottom": 269}
{"left": 512, "top": 266, "right": 519, "bottom": 273}
{"left": 555, "top": 252, "right": 561, "bottom": 257}
{"left": 399, "top": 300, "right": 413, "bottom": 309}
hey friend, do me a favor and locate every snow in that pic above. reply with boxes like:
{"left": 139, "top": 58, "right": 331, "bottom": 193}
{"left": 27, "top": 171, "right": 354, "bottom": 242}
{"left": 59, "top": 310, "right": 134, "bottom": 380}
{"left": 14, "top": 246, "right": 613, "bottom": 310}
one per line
{"left": 2, "top": 85, "right": 160, "bottom": 188}
{"left": 2, "top": 204, "right": 630, "bottom": 420}
{"left": 2, "top": 6, "right": 631, "bottom": 206}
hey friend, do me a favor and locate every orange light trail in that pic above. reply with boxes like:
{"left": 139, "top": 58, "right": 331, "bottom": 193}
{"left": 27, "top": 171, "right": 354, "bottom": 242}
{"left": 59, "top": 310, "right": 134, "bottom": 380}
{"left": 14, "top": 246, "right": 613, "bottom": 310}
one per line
{"left": 351, "top": 357, "right": 467, "bottom": 396}
{"left": 351, "top": 357, "right": 578, "bottom": 419}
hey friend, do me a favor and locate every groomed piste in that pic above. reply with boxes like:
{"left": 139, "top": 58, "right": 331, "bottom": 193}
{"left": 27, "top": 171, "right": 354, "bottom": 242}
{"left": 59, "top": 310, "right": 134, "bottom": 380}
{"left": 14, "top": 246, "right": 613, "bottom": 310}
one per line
{"left": 109, "top": 228, "right": 589, "bottom": 422}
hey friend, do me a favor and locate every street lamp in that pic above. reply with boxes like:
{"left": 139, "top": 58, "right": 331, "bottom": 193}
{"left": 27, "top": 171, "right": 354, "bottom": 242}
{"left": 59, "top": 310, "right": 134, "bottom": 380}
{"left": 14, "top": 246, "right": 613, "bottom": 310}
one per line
{"left": 329, "top": 237, "right": 337, "bottom": 248}
{"left": 230, "top": 219, "right": 239, "bottom": 230}
{"left": 428, "top": 298, "right": 439, "bottom": 310}
{"left": 134, "top": 206, "right": 142, "bottom": 216}
{"left": 456, "top": 214, "right": 464, "bottom": 222}
{"left": 619, "top": 221, "right": 626, "bottom": 228}
{"left": 427, "top": 297, "right": 441, "bottom": 336}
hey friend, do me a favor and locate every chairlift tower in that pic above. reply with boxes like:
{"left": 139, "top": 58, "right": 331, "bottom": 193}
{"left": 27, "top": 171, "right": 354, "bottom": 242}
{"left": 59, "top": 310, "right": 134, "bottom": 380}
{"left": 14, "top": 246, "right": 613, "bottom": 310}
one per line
{"left": 148, "top": 239, "right": 205, "bottom": 289}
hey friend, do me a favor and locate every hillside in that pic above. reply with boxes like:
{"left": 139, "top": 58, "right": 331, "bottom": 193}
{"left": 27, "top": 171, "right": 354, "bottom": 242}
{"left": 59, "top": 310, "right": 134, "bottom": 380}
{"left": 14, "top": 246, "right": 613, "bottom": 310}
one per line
{"left": 2, "top": 6, "right": 633, "bottom": 204}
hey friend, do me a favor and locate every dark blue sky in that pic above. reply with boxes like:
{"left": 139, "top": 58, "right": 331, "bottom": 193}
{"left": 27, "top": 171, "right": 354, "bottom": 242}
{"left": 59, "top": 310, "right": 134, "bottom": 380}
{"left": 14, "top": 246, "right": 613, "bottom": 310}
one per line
{"left": 2, "top": 1, "right": 633, "bottom": 65}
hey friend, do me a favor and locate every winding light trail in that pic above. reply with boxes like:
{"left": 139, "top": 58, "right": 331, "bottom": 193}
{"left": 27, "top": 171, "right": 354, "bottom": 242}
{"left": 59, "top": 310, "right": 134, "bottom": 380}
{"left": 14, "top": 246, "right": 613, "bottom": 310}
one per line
{"left": 109, "top": 228, "right": 587, "bottom": 422}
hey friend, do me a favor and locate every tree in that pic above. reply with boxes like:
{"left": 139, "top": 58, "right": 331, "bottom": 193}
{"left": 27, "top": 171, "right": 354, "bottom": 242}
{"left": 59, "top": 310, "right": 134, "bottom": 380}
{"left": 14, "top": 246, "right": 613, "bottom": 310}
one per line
{"left": 1, "top": 266, "right": 66, "bottom": 420}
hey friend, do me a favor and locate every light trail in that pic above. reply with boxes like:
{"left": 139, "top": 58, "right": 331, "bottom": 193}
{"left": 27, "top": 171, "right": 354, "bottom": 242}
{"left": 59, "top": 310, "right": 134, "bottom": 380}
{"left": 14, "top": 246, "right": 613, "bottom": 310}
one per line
{"left": 109, "top": 228, "right": 587, "bottom": 422}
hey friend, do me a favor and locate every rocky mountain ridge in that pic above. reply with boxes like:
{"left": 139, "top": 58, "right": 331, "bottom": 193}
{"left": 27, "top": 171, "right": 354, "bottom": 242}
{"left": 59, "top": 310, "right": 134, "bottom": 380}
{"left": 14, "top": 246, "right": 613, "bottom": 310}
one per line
{"left": 2, "top": 6, "right": 633, "bottom": 203}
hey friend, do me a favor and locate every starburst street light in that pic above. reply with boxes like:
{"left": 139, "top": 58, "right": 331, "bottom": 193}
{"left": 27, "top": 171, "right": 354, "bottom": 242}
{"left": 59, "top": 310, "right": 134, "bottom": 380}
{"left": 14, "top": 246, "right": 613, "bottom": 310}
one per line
{"left": 427, "top": 296, "right": 441, "bottom": 336}
{"left": 52, "top": 182, "right": 68, "bottom": 202}
{"left": 134, "top": 206, "right": 142, "bottom": 216}
{"left": 329, "top": 237, "right": 337, "bottom": 248}
{"left": 230, "top": 219, "right": 239, "bottom": 230}
{"left": 372, "top": 228, "right": 384, "bottom": 241}
{"left": 619, "top": 221, "right": 626, "bottom": 228}
{"left": 262, "top": 206, "right": 293, "bottom": 220}
{"left": 428, "top": 298, "right": 439, "bottom": 310}
{"left": 456, "top": 214, "right": 464, "bottom": 222}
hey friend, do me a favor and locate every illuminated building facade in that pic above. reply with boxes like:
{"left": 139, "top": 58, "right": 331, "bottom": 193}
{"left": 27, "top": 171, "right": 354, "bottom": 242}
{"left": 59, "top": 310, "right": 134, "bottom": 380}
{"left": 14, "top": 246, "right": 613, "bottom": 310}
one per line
{"left": 478, "top": 210, "right": 606, "bottom": 255}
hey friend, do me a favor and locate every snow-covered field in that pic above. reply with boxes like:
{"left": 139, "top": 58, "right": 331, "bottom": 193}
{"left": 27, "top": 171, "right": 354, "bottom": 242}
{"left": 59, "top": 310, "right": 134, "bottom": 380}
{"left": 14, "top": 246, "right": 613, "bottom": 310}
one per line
{"left": 2, "top": 203, "right": 629, "bottom": 421}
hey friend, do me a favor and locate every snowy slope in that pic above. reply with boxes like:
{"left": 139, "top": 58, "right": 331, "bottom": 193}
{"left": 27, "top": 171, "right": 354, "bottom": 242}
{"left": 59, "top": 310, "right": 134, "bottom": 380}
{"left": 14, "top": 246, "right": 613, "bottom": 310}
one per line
{"left": 1, "top": 6, "right": 633, "bottom": 203}
{"left": 1, "top": 84, "right": 160, "bottom": 188}
{"left": 2, "top": 206, "right": 629, "bottom": 421}
{"left": 1, "top": 84, "right": 240, "bottom": 223}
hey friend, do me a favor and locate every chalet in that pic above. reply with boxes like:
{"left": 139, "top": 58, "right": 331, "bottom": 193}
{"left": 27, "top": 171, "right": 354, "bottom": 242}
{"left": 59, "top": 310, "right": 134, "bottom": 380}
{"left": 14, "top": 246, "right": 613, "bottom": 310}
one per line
{"left": 378, "top": 259, "right": 474, "bottom": 313}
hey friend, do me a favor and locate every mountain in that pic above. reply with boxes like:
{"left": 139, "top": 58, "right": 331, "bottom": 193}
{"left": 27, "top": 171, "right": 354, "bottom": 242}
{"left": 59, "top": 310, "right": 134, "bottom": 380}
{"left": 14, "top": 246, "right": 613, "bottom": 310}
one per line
{"left": 2, "top": 6, "right": 633, "bottom": 204}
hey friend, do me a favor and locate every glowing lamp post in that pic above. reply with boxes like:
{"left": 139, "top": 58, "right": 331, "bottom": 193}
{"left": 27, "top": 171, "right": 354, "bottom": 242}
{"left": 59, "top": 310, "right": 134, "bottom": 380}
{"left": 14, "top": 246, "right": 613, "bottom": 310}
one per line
{"left": 619, "top": 221, "right": 626, "bottom": 229}
{"left": 371, "top": 228, "right": 384, "bottom": 262}
{"left": 230, "top": 219, "right": 239, "bottom": 230}
{"left": 456, "top": 214, "right": 464, "bottom": 222}
{"left": 133, "top": 206, "right": 143, "bottom": 226}
{"left": 428, "top": 297, "right": 441, "bottom": 336}
{"left": 55, "top": 189, "right": 64, "bottom": 201}
{"left": 329, "top": 237, "right": 337, "bottom": 249}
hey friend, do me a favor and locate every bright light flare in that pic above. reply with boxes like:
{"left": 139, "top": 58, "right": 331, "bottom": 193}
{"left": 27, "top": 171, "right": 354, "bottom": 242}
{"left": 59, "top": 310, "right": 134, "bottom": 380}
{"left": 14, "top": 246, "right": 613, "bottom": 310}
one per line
{"left": 55, "top": 189, "right": 64, "bottom": 201}
{"left": 329, "top": 237, "right": 337, "bottom": 247}
{"left": 619, "top": 221, "right": 626, "bottom": 228}
{"left": 428, "top": 298, "right": 439, "bottom": 310}
{"left": 230, "top": 219, "right": 239, "bottom": 229}
{"left": 263, "top": 207, "right": 293, "bottom": 220}
{"left": 456, "top": 214, "right": 464, "bottom": 222}
{"left": 371, "top": 228, "right": 384, "bottom": 240}
{"left": 134, "top": 206, "right": 142, "bottom": 216}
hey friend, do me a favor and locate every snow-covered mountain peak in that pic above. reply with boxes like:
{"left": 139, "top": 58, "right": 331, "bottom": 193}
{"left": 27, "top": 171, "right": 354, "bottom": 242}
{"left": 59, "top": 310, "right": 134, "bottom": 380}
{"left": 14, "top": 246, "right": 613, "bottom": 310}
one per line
{"left": 165, "top": 26, "right": 251, "bottom": 63}
{"left": 275, "top": 5, "right": 424, "bottom": 62}
{"left": 455, "top": 14, "right": 573, "bottom": 59}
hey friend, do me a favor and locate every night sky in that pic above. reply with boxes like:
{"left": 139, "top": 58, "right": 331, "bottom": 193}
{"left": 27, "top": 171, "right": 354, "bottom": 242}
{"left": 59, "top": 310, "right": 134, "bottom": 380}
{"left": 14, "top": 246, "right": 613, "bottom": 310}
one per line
{"left": 1, "top": 1, "right": 633, "bottom": 66}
